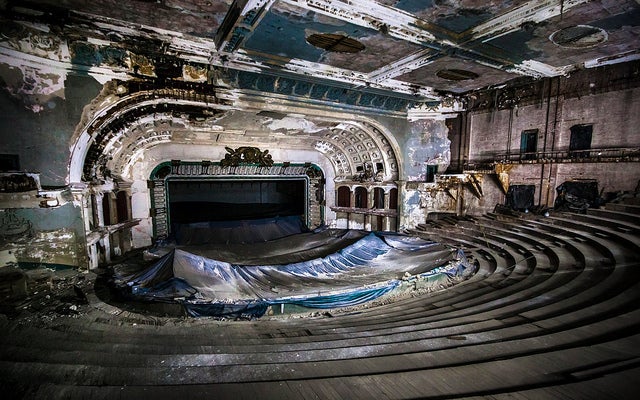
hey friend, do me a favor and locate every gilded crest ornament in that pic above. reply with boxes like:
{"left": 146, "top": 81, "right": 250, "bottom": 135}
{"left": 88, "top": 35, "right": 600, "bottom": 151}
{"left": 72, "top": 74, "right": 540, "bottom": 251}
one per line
{"left": 220, "top": 147, "right": 274, "bottom": 167}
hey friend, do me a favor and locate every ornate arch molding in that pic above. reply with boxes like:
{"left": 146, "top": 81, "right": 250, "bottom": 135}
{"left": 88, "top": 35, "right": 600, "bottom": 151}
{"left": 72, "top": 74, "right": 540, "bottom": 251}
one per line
{"left": 70, "top": 88, "right": 404, "bottom": 187}
{"left": 68, "top": 89, "right": 231, "bottom": 184}
{"left": 314, "top": 120, "right": 400, "bottom": 182}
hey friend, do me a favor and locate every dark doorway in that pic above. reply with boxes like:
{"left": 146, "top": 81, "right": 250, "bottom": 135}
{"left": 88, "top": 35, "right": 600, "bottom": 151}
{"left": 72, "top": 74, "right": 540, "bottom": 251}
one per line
{"left": 505, "top": 185, "right": 535, "bottom": 211}
{"left": 337, "top": 186, "right": 351, "bottom": 207}
{"left": 102, "top": 193, "right": 111, "bottom": 225}
{"left": 389, "top": 188, "right": 398, "bottom": 210}
{"left": 570, "top": 124, "right": 592, "bottom": 158}
{"left": 168, "top": 179, "right": 306, "bottom": 224}
{"left": 116, "top": 191, "right": 129, "bottom": 223}
{"left": 373, "top": 188, "right": 385, "bottom": 209}
{"left": 354, "top": 187, "right": 368, "bottom": 208}
{"left": 0, "top": 154, "right": 19, "bottom": 171}
{"left": 426, "top": 165, "right": 437, "bottom": 183}
{"left": 520, "top": 129, "right": 538, "bottom": 160}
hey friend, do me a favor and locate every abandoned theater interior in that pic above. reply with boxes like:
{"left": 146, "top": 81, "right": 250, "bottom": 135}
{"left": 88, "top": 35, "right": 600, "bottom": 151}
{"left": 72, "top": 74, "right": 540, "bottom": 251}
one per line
{"left": 1, "top": 0, "right": 640, "bottom": 398}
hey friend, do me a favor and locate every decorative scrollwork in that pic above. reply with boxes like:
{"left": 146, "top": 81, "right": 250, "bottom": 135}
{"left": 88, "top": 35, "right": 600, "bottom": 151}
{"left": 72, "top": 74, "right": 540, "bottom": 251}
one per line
{"left": 354, "top": 162, "right": 383, "bottom": 183}
{"left": 220, "top": 146, "right": 274, "bottom": 167}
{"left": 0, "top": 210, "right": 33, "bottom": 242}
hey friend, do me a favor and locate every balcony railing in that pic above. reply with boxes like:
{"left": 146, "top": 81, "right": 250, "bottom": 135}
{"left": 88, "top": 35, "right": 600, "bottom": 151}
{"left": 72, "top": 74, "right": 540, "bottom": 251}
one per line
{"left": 465, "top": 147, "right": 640, "bottom": 170}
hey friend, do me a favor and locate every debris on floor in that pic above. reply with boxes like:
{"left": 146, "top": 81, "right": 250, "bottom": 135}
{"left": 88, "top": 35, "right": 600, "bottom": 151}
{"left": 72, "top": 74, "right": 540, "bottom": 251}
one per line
{"left": 0, "top": 265, "right": 93, "bottom": 325}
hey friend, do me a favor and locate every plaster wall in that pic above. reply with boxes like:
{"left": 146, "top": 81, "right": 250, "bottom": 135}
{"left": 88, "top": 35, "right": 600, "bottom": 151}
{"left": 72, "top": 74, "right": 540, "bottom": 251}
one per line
{"left": 0, "top": 70, "right": 100, "bottom": 269}
{"left": 401, "top": 119, "right": 451, "bottom": 181}
{"left": 0, "top": 73, "right": 101, "bottom": 186}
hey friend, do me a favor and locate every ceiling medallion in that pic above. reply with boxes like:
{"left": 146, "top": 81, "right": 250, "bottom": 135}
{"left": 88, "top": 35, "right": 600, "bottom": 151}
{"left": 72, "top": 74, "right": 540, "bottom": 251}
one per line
{"left": 550, "top": 25, "right": 608, "bottom": 48}
{"left": 306, "top": 33, "right": 365, "bottom": 53}
{"left": 436, "top": 69, "right": 479, "bottom": 81}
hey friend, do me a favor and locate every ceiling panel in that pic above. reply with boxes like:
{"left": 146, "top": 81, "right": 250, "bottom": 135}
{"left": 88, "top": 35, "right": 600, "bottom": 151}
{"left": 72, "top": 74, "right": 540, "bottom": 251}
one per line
{"left": 242, "top": 1, "right": 425, "bottom": 73}
{"left": 2, "top": 0, "right": 640, "bottom": 103}
{"left": 396, "top": 56, "right": 519, "bottom": 93}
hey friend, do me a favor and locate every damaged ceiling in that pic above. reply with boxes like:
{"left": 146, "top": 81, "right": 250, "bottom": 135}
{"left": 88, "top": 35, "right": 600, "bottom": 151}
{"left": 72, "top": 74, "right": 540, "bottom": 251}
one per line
{"left": 1, "top": 0, "right": 638, "bottom": 102}
{"left": 1, "top": 0, "right": 639, "bottom": 184}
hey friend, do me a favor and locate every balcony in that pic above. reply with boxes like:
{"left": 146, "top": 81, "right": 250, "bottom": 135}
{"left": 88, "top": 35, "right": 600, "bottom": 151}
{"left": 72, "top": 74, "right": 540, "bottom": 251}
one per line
{"left": 465, "top": 147, "right": 640, "bottom": 170}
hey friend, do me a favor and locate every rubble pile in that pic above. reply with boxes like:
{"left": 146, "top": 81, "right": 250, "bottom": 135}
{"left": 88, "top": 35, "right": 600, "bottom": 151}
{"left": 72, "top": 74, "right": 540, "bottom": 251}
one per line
{"left": 0, "top": 266, "right": 92, "bottom": 325}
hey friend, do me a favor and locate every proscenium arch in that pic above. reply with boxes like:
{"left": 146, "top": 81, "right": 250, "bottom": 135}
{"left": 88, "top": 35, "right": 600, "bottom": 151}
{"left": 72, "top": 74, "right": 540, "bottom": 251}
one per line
{"left": 70, "top": 89, "right": 404, "bottom": 187}
{"left": 67, "top": 88, "right": 230, "bottom": 185}
{"left": 68, "top": 87, "right": 405, "bottom": 234}
{"left": 148, "top": 160, "right": 325, "bottom": 239}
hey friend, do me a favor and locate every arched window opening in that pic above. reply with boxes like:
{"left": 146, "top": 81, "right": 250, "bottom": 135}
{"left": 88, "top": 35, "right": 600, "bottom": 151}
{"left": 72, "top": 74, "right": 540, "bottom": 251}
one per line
{"left": 116, "top": 191, "right": 129, "bottom": 223}
{"left": 389, "top": 188, "right": 398, "bottom": 210}
{"left": 373, "top": 187, "right": 385, "bottom": 209}
{"left": 354, "top": 186, "right": 368, "bottom": 209}
{"left": 337, "top": 186, "right": 351, "bottom": 207}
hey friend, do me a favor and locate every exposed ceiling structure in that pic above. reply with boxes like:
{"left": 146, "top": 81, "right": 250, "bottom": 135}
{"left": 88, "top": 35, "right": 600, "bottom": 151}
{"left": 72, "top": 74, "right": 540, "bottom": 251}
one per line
{"left": 1, "top": 0, "right": 639, "bottom": 184}
{"left": 3, "top": 0, "right": 639, "bottom": 99}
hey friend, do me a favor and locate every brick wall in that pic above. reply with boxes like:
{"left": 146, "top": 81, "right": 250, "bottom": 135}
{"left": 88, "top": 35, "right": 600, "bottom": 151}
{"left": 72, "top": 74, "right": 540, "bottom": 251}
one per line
{"left": 464, "top": 84, "right": 640, "bottom": 213}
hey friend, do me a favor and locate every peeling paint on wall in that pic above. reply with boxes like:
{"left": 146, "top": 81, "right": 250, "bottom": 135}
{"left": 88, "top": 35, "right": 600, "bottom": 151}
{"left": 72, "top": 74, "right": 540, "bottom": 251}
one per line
{"left": 263, "top": 114, "right": 325, "bottom": 134}
{"left": 0, "top": 63, "right": 66, "bottom": 112}
{"left": 404, "top": 119, "right": 451, "bottom": 181}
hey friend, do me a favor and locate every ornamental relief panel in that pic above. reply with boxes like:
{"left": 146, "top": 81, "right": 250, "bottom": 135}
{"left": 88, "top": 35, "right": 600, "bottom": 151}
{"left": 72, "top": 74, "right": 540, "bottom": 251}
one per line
{"left": 315, "top": 122, "right": 398, "bottom": 182}
{"left": 0, "top": 19, "right": 68, "bottom": 61}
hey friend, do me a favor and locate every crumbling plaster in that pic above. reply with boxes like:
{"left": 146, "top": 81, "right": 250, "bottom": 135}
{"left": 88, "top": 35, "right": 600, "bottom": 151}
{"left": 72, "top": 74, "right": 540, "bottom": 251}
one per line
{"left": 0, "top": 72, "right": 102, "bottom": 187}
{"left": 403, "top": 119, "right": 451, "bottom": 181}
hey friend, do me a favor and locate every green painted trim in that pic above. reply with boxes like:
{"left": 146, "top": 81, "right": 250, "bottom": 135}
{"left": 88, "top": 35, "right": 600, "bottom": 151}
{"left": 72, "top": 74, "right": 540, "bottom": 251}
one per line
{"left": 149, "top": 161, "right": 325, "bottom": 236}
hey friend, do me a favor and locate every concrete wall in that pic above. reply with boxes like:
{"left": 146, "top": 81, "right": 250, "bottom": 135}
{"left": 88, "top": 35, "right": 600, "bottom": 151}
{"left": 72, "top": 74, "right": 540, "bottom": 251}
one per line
{"left": 559, "top": 88, "right": 640, "bottom": 149}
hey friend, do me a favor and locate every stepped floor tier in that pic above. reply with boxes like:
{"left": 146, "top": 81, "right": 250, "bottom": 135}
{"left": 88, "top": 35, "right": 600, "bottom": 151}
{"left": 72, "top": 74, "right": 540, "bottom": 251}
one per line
{"left": 1, "top": 204, "right": 639, "bottom": 399}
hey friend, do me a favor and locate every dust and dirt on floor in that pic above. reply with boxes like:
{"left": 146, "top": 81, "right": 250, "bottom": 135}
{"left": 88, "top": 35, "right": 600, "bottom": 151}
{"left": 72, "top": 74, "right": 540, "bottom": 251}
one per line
{"left": 0, "top": 265, "right": 92, "bottom": 326}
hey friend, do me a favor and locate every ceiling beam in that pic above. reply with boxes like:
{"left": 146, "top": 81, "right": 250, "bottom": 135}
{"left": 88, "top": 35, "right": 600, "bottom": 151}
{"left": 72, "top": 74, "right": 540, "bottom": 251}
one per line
{"left": 216, "top": 0, "right": 277, "bottom": 53}
{"left": 467, "top": 0, "right": 591, "bottom": 43}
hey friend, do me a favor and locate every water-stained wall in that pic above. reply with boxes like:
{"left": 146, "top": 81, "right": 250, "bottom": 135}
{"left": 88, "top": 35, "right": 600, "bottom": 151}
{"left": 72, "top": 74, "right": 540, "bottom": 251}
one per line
{"left": 0, "top": 70, "right": 100, "bottom": 269}
{"left": 403, "top": 119, "right": 451, "bottom": 181}
{"left": 0, "top": 71, "right": 101, "bottom": 186}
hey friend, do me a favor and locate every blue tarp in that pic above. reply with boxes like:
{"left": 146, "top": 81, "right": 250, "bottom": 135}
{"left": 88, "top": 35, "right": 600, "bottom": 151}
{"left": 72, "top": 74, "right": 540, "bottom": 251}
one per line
{"left": 174, "top": 215, "right": 308, "bottom": 245}
{"left": 118, "top": 230, "right": 467, "bottom": 318}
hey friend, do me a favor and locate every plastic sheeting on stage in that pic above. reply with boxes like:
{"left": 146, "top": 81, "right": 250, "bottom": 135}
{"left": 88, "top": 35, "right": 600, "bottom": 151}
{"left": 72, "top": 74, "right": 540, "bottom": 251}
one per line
{"left": 173, "top": 215, "right": 308, "bottom": 245}
{"left": 117, "top": 229, "right": 468, "bottom": 318}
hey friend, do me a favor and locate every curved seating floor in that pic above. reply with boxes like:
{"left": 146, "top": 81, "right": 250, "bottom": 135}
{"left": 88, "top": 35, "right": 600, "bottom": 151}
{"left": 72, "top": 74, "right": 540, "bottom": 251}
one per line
{"left": 1, "top": 209, "right": 639, "bottom": 399}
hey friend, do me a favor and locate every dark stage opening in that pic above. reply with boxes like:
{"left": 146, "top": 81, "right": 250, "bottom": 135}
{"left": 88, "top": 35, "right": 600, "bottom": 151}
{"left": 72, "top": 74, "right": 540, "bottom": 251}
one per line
{"left": 168, "top": 179, "right": 307, "bottom": 225}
